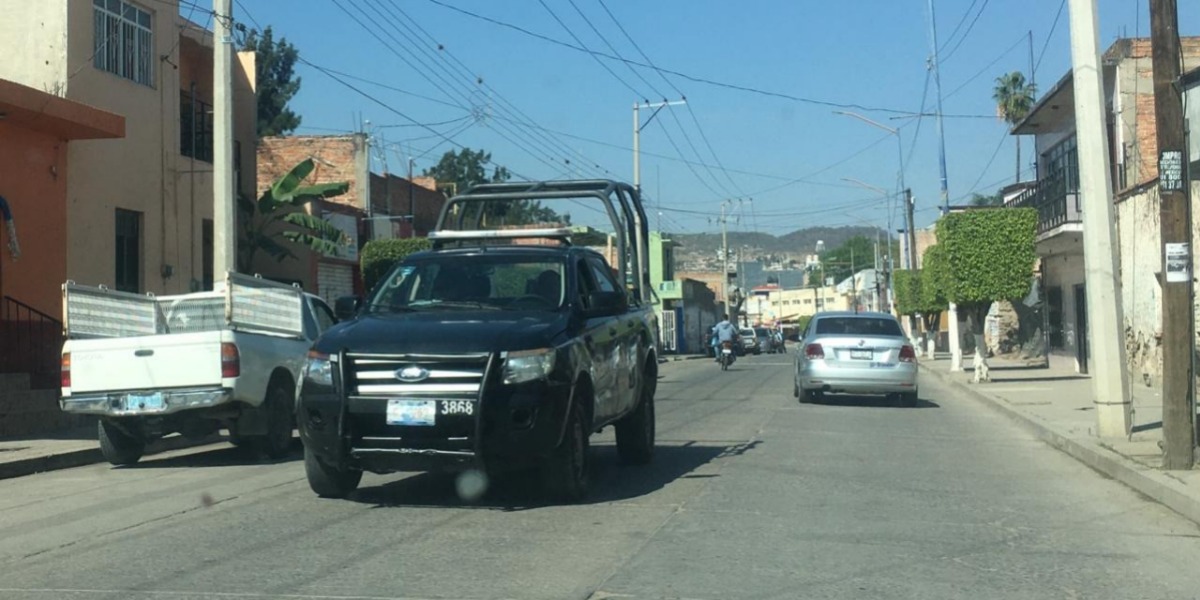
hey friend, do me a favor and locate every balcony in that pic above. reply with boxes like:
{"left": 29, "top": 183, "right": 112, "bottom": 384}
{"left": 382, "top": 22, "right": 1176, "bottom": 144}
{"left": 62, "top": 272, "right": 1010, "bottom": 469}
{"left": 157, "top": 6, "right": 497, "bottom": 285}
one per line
{"left": 1007, "top": 170, "right": 1081, "bottom": 236}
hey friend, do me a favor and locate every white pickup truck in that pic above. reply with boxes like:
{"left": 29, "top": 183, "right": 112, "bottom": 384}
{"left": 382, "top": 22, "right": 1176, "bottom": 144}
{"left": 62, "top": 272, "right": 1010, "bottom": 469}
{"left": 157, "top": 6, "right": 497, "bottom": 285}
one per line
{"left": 60, "top": 272, "right": 337, "bottom": 465}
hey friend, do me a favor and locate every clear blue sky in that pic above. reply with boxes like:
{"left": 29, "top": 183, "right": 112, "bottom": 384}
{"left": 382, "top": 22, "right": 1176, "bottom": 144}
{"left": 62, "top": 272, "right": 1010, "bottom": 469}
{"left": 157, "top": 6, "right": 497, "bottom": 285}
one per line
{"left": 219, "top": 0, "right": 1197, "bottom": 237}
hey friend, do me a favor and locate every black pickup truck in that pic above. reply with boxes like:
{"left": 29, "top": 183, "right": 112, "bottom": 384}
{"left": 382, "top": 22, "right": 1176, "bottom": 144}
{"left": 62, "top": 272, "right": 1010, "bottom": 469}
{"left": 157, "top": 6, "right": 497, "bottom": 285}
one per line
{"left": 297, "top": 181, "right": 659, "bottom": 502}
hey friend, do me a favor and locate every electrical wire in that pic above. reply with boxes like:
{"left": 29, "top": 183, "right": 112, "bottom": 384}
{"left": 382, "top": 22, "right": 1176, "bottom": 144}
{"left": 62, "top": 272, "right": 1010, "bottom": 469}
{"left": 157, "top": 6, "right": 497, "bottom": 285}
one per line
{"left": 941, "top": 0, "right": 991, "bottom": 64}
{"left": 374, "top": 0, "right": 618, "bottom": 179}
{"left": 1034, "top": 0, "right": 1067, "bottom": 78}
{"left": 965, "top": 129, "right": 1012, "bottom": 195}
{"left": 425, "top": 0, "right": 942, "bottom": 117}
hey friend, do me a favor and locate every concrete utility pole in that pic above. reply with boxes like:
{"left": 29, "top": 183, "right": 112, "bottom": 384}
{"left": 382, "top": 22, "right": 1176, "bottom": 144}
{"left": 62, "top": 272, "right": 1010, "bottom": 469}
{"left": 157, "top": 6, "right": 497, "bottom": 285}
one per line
{"left": 926, "top": 0, "right": 960, "bottom": 369}
{"left": 212, "top": 0, "right": 235, "bottom": 278}
{"left": 633, "top": 99, "right": 686, "bottom": 195}
{"left": 408, "top": 157, "right": 416, "bottom": 238}
{"left": 1148, "top": 0, "right": 1195, "bottom": 468}
{"left": 1067, "top": 0, "right": 1132, "bottom": 438}
{"left": 720, "top": 202, "right": 729, "bottom": 313}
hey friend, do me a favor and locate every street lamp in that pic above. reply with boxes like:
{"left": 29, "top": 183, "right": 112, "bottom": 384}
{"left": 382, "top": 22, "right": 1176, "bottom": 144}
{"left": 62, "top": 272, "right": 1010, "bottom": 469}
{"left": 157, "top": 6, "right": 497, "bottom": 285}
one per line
{"left": 834, "top": 111, "right": 906, "bottom": 196}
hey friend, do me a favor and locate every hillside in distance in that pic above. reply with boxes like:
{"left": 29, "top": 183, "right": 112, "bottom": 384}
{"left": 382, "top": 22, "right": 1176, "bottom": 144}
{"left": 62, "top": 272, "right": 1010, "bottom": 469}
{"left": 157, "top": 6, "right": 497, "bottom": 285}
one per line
{"left": 669, "top": 225, "right": 886, "bottom": 258}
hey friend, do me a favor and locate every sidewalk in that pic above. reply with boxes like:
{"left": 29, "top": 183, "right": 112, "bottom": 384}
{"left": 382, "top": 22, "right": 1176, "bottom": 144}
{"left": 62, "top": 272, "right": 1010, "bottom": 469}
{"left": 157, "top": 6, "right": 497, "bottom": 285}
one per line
{"left": 0, "top": 426, "right": 223, "bottom": 480}
{"left": 920, "top": 353, "right": 1200, "bottom": 526}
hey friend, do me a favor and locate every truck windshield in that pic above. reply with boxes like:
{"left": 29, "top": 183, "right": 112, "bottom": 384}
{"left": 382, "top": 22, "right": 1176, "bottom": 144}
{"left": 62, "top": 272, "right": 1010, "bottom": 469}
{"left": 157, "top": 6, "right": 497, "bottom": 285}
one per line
{"left": 366, "top": 256, "right": 567, "bottom": 313}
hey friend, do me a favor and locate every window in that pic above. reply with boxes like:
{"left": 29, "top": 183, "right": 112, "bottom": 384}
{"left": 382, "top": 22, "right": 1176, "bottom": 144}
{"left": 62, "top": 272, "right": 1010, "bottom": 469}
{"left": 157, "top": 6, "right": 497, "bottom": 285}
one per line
{"left": 1043, "top": 135, "right": 1079, "bottom": 192}
{"left": 815, "top": 317, "right": 903, "bottom": 337}
{"left": 180, "top": 90, "right": 213, "bottom": 162}
{"left": 586, "top": 257, "right": 620, "bottom": 294}
{"left": 93, "top": 0, "right": 154, "bottom": 86}
{"left": 313, "top": 300, "right": 337, "bottom": 331}
{"left": 115, "top": 209, "right": 143, "bottom": 293}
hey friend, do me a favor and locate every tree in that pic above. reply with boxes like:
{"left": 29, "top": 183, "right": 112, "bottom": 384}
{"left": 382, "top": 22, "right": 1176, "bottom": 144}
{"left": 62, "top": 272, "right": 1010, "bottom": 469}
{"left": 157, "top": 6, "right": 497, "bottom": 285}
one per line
{"left": 935, "top": 208, "right": 1038, "bottom": 382}
{"left": 242, "top": 27, "right": 301, "bottom": 137}
{"left": 993, "top": 71, "right": 1037, "bottom": 183}
{"left": 424, "top": 148, "right": 570, "bottom": 226}
{"left": 360, "top": 238, "right": 432, "bottom": 291}
{"left": 807, "top": 235, "right": 875, "bottom": 287}
{"left": 238, "top": 159, "right": 351, "bottom": 274}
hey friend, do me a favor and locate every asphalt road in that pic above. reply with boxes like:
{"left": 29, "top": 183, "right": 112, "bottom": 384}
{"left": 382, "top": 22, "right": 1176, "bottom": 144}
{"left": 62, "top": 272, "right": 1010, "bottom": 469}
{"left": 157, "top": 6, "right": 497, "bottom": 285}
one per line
{"left": 2, "top": 353, "right": 1199, "bottom": 600}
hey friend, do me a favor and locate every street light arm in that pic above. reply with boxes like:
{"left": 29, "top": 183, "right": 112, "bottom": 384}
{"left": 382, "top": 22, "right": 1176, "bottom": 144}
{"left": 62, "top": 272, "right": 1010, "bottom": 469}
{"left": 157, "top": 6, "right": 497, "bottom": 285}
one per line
{"left": 833, "top": 110, "right": 898, "bottom": 135}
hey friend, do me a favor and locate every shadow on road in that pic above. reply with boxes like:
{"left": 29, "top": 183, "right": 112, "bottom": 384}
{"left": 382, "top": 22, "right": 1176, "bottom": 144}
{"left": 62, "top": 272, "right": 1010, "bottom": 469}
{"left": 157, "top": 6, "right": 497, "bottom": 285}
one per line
{"left": 813, "top": 395, "right": 940, "bottom": 409}
{"left": 122, "top": 439, "right": 303, "bottom": 469}
{"left": 348, "top": 441, "right": 757, "bottom": 510}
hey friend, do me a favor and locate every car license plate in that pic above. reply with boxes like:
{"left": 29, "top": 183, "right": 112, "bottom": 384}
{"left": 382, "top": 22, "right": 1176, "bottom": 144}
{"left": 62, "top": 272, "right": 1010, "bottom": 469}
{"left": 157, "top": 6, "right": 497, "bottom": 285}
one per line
{"left": 386, "top": 399, "right": 436, "bottom": 426}
{"left": 850, "top": 349, "right": 872, "bottom": 360}
{"left": 125, "top": 392, "right": 164, "bottom": 412}
{"left": 722, "top": 348, "right": 733, "bottom": 355}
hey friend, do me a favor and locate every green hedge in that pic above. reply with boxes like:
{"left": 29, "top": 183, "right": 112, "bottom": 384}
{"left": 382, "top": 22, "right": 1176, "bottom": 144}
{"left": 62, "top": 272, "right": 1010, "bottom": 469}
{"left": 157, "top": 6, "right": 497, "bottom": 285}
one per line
{"left": 893, "top": 269, "right": 920, "bottom": 316}
{"left": 935, "top": 208, "right": 1037, "bottom": 305}
{"left": 360, "top": 238, "right": 432, "bottom": 291}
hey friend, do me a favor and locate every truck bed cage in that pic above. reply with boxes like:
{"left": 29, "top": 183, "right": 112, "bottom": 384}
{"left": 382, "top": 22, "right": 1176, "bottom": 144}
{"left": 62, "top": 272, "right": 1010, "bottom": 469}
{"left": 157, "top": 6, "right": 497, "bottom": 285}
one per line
{"left": 427, "top": 227, "right": 574, "bottom": 249}
{"left": 434, "top": 179, "right": 651, "bottom": 304}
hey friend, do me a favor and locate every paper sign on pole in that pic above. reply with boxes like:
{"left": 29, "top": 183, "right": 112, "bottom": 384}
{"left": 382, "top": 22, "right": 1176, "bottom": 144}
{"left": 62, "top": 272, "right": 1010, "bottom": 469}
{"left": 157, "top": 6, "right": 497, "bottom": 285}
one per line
{"left": 1165, "top": 242, "right": 1190, "bottom": 283}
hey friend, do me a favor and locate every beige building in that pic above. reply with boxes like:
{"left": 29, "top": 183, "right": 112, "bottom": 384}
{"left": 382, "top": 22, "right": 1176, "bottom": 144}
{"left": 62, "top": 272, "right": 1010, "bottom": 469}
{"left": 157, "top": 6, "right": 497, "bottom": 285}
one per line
{"left": 0, "top": 1, "right": 257, "bottom": 295}
{"left": 744, "top": 285, "right": 849, "bottom": 326}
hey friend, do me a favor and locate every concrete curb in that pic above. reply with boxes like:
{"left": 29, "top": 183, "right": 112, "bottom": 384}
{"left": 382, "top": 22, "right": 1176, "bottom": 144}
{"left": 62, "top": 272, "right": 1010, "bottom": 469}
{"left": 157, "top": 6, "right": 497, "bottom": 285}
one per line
{"left": 0, "top": 434, "right": 223, "bottom": 481}
{"left": 919, "top": 363, "right": 1200, "bottom": 527}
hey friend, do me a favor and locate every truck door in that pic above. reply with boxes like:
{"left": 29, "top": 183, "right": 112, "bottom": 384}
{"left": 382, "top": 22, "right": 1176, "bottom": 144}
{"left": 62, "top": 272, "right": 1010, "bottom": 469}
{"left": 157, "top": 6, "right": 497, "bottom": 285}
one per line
{"left": 583, "top": 256, "right": 638, "bottom": 419}
{"left": 576, "top": 257, "right": 621, "bottom": 423}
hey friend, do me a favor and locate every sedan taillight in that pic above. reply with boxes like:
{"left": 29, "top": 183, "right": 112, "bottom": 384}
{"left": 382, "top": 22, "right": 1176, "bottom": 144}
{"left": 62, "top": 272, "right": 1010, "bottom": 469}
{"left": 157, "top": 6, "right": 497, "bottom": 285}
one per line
{"left": 899, "top": 345, "right": 916, "bottom": 363}
{"left": 805, "top": 343, "right": 825, "bottom": 360}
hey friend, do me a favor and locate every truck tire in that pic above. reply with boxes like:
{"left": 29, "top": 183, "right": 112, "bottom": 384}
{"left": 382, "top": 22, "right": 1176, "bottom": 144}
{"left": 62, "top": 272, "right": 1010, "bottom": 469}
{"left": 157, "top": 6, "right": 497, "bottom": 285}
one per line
{"left": 98, "top": 419, "right": 145, "bottom": 466}
{"left": 543, "top": 402, "right": 589, "bottom": 502}
{"left": 253, "top": 383, "right": 295, "bottom": 459}
{"left": 304, "top": 446, "right": 362, "bottom": 498}
{"left": 615, "top": 365, "right": 655, "bottom": 465}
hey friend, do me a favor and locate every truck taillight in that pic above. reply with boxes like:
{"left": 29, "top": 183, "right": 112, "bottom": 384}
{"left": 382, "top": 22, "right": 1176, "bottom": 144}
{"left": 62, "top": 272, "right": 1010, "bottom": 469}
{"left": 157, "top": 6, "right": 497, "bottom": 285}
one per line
{"left": 221, "top": 343, "right": 240, "bottom": 378}
{"left": 899, "top": 345, "right": 916, "bottom": 363}
{"left": 61, "top": 353, "right": 71, "bottom": 389}
{"left": 805, "top": 343, "right": 825, "bottom": 360}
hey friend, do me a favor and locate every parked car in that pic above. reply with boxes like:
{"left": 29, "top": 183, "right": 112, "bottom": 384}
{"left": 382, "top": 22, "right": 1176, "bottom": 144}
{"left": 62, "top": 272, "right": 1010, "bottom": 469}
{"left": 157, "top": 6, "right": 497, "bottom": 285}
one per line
{"left": 792, "top": 311, "right": 918, "bottom": 407}
{"left": 739, "top": 327, "right": 759, "bottom": 354}
{"left": 60, "top": 273, "right": 336, "bottom": 465}
{"left": 754, "top": 327, "right": 784, "bottom": 354}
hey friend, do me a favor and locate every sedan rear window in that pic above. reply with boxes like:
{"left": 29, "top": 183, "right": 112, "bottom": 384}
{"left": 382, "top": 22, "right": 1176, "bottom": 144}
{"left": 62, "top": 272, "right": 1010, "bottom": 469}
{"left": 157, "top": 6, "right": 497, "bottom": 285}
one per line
{"left": 815, "top": 317, "right": 903, "bottom": 337}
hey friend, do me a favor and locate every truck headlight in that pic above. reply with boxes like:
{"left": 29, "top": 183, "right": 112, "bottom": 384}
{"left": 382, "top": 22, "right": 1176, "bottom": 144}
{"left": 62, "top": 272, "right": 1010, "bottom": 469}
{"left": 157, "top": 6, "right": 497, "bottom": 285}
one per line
{"left": 304, "top": 352, "right": 333, "bottom": 387}
{"left": 503, "top": 348, "right": 556, "bottom": 384}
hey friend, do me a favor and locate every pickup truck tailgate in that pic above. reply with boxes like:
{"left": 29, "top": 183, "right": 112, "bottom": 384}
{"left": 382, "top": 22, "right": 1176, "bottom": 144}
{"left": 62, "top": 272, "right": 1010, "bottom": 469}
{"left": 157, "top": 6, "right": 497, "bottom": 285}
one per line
{"left": 68, "top": 331, "right": 225, "bottom": 394}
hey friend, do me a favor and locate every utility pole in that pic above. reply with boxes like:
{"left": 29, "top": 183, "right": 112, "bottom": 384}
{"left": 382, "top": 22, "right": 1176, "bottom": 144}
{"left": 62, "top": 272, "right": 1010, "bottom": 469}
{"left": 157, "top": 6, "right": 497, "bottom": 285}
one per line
{"left": 905, "top": 188, "right": 918, "bottom": 338}
{"left": 926, "top": 0, "right": 960, "bottom": 369}
{"left": 212, "top": 0, "right": 235, "bottom": 277}
{"left": 633, "top": 99, "right": 686, "bottom": 195}
{"left": 1067, "top": 0, "right": 1132, "bottom": 438}
{"left": 407, "top": 157, "right": 416, "bottom": 238}
{"left": 720, "top": 202, "right": 729, "bottom": 315}
{"left": 1149, "top": 0, "right": 1195, "bottom": 468}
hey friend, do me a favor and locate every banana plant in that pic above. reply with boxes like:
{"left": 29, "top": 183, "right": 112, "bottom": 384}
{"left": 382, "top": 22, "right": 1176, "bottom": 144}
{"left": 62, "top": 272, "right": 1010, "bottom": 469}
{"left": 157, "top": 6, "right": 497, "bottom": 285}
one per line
{"left": 238, "top": 158, "right": 352, "bottom": 274}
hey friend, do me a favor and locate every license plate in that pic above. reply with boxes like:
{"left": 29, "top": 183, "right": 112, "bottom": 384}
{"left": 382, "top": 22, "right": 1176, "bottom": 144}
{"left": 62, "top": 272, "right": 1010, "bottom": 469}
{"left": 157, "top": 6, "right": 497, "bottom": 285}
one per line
{"left": 386, "top": 399, "right": 436, "bottom": 426}
{"left": 850, "top": 349, "right": 873, "bottom": 360}
{"left": 722, "top": 348, "right": 733, "bottom": 354}
{"left": 125, "top": 392, "right": 165, "bottom": 412}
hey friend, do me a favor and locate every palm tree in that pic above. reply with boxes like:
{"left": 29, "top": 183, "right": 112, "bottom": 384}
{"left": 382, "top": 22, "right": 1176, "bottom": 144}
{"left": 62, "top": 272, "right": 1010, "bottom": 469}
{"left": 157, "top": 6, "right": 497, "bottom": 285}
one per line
{"left": 993, "top": 71, "right": 1037, "bottom": 183}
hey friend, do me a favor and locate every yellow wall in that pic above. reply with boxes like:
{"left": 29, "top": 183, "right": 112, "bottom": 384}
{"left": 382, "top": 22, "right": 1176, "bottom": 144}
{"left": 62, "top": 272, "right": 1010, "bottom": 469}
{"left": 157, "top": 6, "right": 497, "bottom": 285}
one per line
{"left": 1, "top": 2, "right": 256, "bottom": 293}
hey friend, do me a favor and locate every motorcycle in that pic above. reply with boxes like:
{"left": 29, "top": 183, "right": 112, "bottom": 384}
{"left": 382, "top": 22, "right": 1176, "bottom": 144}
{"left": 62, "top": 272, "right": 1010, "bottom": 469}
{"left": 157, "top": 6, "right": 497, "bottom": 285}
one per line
{"left": 719, "top": 340, "right": 735, "bottom": 370}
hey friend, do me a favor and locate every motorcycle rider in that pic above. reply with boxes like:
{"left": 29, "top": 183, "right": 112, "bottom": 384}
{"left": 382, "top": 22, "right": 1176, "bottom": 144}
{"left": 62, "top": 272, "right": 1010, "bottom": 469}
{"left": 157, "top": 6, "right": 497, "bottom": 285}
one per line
{"left": 711, "top": 314, "right": 739, "bottom": 362}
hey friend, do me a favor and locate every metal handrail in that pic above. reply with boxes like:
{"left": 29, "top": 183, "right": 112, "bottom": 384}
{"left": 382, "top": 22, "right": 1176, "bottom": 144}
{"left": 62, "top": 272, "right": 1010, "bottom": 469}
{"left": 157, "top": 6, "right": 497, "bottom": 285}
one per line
{"left": 1, "top": 296, "right": 64, "bottom": 389}
{"left": 1008, "top": 170, "right": 1081, "bottom": 233}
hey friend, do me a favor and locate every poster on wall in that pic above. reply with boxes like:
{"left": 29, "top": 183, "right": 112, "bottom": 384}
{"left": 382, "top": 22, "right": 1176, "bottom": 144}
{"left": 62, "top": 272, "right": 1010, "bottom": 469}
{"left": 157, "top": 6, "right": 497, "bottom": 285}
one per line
{"left": 1165, "top": 242, "right": 1190, "bottom": 283}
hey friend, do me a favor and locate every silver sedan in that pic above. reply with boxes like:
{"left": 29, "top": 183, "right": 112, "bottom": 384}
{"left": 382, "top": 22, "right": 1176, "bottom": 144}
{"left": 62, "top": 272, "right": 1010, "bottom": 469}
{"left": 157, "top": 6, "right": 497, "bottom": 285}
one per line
{"left": 792, "top": 311, "right": 919, "bottom": 407}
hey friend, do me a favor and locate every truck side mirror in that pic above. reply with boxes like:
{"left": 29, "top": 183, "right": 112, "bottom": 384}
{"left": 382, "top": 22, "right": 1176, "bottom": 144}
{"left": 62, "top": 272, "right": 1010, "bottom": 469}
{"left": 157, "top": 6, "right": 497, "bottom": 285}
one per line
{"left": 334, "top": 296, "right": 362, "bottom": 321}
{"left": 584, "top": 291, "right": 627, "bottom": 317}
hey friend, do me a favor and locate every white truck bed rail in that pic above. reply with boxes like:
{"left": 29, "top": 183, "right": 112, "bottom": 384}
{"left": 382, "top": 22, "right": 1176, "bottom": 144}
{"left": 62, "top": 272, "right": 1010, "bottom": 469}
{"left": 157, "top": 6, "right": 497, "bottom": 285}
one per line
{"left": 64, "top": 272, "right": 305, "bottom": 339}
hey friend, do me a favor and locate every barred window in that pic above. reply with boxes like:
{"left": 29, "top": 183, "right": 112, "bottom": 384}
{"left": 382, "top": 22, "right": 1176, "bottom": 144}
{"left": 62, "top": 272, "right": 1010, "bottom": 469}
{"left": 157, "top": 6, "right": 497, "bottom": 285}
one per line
{"left": 93, "top": 0, "right": 154, "bottom": 87}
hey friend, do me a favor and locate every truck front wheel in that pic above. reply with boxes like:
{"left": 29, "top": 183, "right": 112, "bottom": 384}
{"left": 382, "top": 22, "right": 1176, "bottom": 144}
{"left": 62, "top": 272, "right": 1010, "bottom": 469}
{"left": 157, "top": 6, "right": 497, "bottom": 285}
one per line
{"left": 542, "top": 402, "right": 589, "bottom": 502}
{"left": 98, "top": 419, "right": 145, "bottom": 466}
{"left": 304, "top": 446, "right": 362, "bottom": 498}
{"left": 615, "top": 362, "right": 655, "bottom": 465}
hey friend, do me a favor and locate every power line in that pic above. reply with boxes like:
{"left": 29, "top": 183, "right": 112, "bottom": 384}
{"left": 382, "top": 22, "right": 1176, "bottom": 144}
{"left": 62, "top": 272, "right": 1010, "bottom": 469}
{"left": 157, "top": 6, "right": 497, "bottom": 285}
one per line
{"left": 1034, "top": 0, "right": 1067, "bottom": 78}
{"left": 944, "top": 34, "right": 1027, "bottom": 100}
{"left": 940, "top": 0, "right": 991, "bottom": 64}
{"left": 965, "top": 129, "right": 1011, "bottom": 195}
{"left": 376, "top": 0, "right": 619, "bottom": 179}
{"left": 425, "top": 0, "right": 949, "bottom": 117}
{"left": 339, "top": 0, "right": 585, "bottom": 177}
{"left": 939, "top": 0, "right": 981, "bottom": 54}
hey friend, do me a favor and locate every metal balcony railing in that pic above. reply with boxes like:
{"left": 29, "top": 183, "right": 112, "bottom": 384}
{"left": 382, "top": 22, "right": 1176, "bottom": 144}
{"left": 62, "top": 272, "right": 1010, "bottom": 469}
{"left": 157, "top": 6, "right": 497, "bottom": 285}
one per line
{"left": 1007, "top": 171, "right": 1082, "bottom": 234}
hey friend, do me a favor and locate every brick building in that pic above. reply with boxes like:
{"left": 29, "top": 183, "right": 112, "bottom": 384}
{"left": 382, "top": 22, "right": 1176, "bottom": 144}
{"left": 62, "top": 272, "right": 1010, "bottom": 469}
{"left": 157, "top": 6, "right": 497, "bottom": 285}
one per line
{"left": 255, "top": 134, "right": 447, "bottom": 302}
